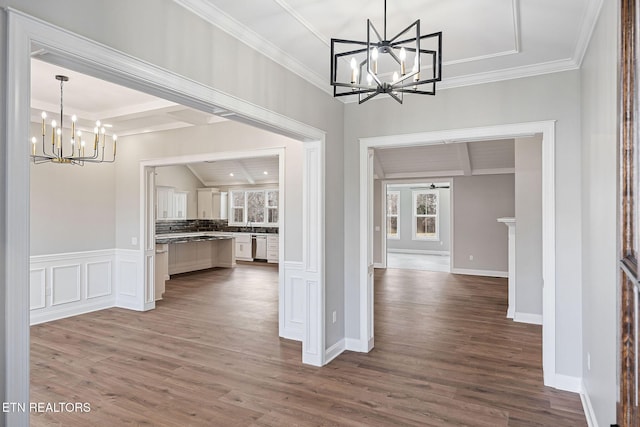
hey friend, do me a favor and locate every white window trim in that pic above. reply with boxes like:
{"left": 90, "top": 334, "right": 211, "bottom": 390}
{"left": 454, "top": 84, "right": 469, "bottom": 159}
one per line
{"left": 228, "top": 188, "right": 279, "bottom": 227}
{"left": 386, "top": 190, "right": 400, "bottom": 240}
{"left": 412, "top": 189, "right": 439, "bottom": 241}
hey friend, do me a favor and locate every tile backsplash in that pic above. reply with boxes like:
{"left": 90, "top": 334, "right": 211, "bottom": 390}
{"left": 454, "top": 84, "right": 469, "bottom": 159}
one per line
{"left": 156, "top": 219, "right": 278, "bottom": 235}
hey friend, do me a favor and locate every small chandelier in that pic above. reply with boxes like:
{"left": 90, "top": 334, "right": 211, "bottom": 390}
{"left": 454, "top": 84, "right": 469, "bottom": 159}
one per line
{"left": 31, "top": 75, "right": 117, "bottom": 165}
{"left": 330, "top": 0, "right": 442, "bottom": 104}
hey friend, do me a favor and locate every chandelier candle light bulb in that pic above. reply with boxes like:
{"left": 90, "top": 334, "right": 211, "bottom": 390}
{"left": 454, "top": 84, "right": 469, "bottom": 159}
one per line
{"left": 399, "top": 47, "right": 406, "bottom": 75}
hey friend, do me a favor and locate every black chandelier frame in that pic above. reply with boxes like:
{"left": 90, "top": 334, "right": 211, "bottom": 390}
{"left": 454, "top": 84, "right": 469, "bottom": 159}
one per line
{"left": 330, "top": 1, "right": 442, "bottom": 104}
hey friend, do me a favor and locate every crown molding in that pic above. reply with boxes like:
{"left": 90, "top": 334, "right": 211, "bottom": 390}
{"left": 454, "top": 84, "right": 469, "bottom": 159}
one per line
{"left": 173, "top": 0, "right": 330, "bottom": 95}
{"left": 573, "top": 0, "right": 605, "bottom": 68}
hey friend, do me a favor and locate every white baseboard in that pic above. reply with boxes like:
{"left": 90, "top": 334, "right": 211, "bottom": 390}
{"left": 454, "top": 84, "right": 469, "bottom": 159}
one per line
{"left": 451, "top": 268, "right": 508, "bottom": 278}
{"left": 506, "top": 306, "right": 515, "bottom": 319}
{"left": 30, "top": 298, "right": 115, "bottom": 325}
{"left": 388, "top": 248, "right": 450, "bottom": 256}
{"left": 373, "top": 262, "right": 385, "bottom": 269}
{"left": 553, "top": 374, "right": 582, "bottom": 393}
{"left": 345, "top": 337, "right": 370, "bottom": 352}
{"left": 580, "top": 380, "right": 599, "bottom": 427}
{"left": 325, "top": 338, "right": 345, "bottom": 364}
{"left": 514, "top": 312, "right": 543, "bottom": 325}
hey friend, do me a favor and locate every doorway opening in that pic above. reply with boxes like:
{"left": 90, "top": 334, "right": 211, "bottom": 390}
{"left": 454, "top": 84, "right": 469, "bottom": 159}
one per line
{"left": 359, "top": 123, "right": 557, "bottom": 387}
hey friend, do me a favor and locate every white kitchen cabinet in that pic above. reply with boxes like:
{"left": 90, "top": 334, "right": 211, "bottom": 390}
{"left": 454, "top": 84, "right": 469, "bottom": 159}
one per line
{"left": 234, "top": 233, "right": 253, "bottom": 261}
{"left": 157, "top": 186, "right": 189, "bottom": 220}
{"left": 157, "top": 186, "right": 174, "bottom": 220}
{"left": 198, "top": 188, "right": 228, "bottom": 220}
{"left": 173, "top": 191, "right": 187, "bottom": 219}
{"left": 267, "top": 235, "right": 279, "bottom": 263}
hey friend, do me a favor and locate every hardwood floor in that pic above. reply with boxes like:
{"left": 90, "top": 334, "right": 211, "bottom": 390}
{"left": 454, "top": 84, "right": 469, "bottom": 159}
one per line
{"left": 30, "top": 264, "right": 586, "bottom": 426}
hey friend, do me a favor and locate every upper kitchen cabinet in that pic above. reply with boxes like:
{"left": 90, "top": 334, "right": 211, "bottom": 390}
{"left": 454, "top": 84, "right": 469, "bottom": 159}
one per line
{"left": 157, "top": 186, "right": 188, "bottom": 220}
{"left": 197, "top": 188, "right": 228, "bottom": 220}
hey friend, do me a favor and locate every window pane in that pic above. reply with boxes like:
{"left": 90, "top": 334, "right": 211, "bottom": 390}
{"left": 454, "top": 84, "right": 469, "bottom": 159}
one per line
{"left": 233, "top": 208, "right": 243, "bottom": 223}
{"left": 268, "top": 208, "right": 278, "bottom": 224}
{"left": 416, "top": 193, "right": 427, "bottom": 215}
{"left": 426, "top": 194, "right": 437, "bottom": 215}
{"left": 387, "top": 193, "right": 398, "bottom": 215}
{"left": 416, "top": 217, "right": 437, "bottom": 238}
{"left": 247, "top": 191, "right": 265, "bottom": 223}
{"left": 387, "top": 216, "right": 398, "bottom": 236}
{"left": 232, "top": 191, "right": 244, "bottom": 207}
{"left": 268, "top": 191, "right": 278, "bottom": 207}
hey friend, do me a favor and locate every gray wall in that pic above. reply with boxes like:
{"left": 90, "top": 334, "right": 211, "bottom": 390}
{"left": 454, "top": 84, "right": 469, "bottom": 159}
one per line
{"left": 30, "top": 126, "right": 116, "bottom": 256}
{"left": 452, "top": 174, "right": 514, "bottom": 272}
{"left": 580, "top": 0, "right": 617, "bottom": 424}
{"left": 387, "top": 186, "right": 451, "bottom": 253}
{"left": 515, "top": 136, "right": 542, "bottom": 316}
{"left": 373, "top": 179, "right": 383, "bottom": 265}
{"left": 343, "top": 70, "right": 583, "bottom": 378}
{"left": 116, "top": 121, "right": 302, "bottom": 260}
{"left": 155, "top": 165, "right": 204, "bottom": 219}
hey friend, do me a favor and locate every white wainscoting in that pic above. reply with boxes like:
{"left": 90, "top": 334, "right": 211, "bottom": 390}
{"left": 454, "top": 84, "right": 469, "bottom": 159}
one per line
{"left": 30, "top": 249, "right": 145, "bottom": 325}
{"left": 451, "top": 268, "right": 508, "bottom": 278}
{"left": 280, "top": 261, "right": 305, "bottom": 341}
{"left": 30, "top": 250, "right": 115, "bottom": 325}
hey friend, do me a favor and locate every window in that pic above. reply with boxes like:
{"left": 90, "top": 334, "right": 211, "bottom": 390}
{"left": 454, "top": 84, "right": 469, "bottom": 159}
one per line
{"left": 267, "top": 190, "right": 279, "bottom": 225}
{"left": 386, "top": 190, "right": 400, "bottom": 239}
{"left": 231, "top": 191, "right": 245, "bottom": 223}
{"left": 413, "top": 190, "right": 438, "bottom": 240}
{"left": 228, "top": 189, "right": 279, "bottom": 227}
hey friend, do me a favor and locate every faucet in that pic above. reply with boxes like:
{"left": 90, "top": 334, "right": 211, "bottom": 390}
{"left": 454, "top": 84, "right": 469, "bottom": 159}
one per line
{"left": 246, "top": 220, "right": 253, "bottom": 232}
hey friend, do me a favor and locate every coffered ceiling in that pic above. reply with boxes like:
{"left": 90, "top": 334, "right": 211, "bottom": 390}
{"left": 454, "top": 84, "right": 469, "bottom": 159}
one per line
{"left": 175, "top": 0, "right": 602, "bottom": 96}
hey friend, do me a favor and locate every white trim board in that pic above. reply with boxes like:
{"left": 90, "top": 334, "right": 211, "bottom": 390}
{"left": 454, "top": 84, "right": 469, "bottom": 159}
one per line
{"left": 513, "top": 312, "right": 543, "bottom": 325}
{"left": 388, "top": 249, "right": 450, "bottom": 256}
{"left": 325, "top": 338, "right": 345, "bottom": 365}
{"left": 451, "top": 268, "right": 508, "bottom": 278}
{"left": 580, "top": 381, "right": 599, "bottom": 427}
{"left": 358, "top": 121, "right": 557, "bottom": 390}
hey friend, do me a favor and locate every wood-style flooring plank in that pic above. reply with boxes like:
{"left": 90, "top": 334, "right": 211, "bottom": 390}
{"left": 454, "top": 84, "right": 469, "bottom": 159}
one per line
{"left": 30, "top": 264, "right": 585, "bottom": 426}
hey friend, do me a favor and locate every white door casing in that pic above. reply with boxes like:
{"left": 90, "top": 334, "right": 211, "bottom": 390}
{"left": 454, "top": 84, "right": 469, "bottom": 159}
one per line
{"left": 357, "top": 122, "right": 557, "bottom": 388}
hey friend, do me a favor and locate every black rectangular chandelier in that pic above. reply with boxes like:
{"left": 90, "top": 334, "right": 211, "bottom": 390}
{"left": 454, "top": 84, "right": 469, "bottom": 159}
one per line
{"left": 330, "top": 0, "right": 442, "bottom": 104}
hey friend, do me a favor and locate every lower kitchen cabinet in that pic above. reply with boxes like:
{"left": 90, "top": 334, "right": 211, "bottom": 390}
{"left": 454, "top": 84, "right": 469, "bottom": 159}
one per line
{"left": 267, "top": 235, "right": 279, "bottom": 263}
{"left": 234, "top": 233, "right": 253, "bottom": 261}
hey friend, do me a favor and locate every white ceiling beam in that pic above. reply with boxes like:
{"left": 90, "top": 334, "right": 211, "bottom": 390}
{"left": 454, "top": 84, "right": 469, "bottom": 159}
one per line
{"left": 384, "top": 170, "right": 464, "bottom": 180}
{"left": 373, "top": 153, "right": 386, "bottom": 179}
{"left": 456, "top": 142, "right": 472, "bottom": 176}
{"left": 472, "top": 167, "right": 515, "bottom": 175}
{"left": 235, "top": 159, "right": 256, "bottom": 185}
{"left": 185, "top": 165, "right": 207, "bottom": 186}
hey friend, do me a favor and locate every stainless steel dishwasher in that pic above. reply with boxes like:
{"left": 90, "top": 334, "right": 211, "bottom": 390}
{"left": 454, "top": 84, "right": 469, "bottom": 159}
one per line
{"left": 252, "top": 235, "right": 267, "bottom": 260}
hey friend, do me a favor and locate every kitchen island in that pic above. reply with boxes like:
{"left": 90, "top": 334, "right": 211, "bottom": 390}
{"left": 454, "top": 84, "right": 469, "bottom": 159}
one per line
{"left": 154, "top": 232, "right": 235, "bottom": 300}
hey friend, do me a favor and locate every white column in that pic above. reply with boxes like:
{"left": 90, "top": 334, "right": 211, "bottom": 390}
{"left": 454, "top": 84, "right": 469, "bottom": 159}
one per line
{"left": 497, "top": 218, "right": 516, "bottom": 319}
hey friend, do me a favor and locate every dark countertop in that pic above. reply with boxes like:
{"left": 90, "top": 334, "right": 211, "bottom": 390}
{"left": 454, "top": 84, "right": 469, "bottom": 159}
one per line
{"left": 155, "top": 235, "right": 234, "bottom": 245}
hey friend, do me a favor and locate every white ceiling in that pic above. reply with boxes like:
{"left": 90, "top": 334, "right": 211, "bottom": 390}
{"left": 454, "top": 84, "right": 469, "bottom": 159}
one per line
{"left": 187, "top": 156, "right": 279, "bottom": 187}
{"left": 30, "top": 59, "right": 227, "bottom": 137}
{"left": 374, "top": 139, "right": 515, "bottom": 180}
{"left": 175, "top": 0, "right": 601, "bottom": 96}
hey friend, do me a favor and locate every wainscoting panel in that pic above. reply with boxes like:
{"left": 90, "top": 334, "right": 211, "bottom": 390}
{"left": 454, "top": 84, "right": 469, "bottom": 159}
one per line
{"left": 30, "top": 250, "right": 117, "bottom": 325}
{"left": 115, "top": 249, "right": 144, "bottom": 311}
{"left": 29, "top": 268, "right": 46, "bottom": 310}
{"left": 281, "top": 261, "right": 304, "bottom": 341}
{"left": 86, "top": 260, "right": 112, "bottom": 299}
{"left": 51, "top": 264, "right": 81, "bottom": 306}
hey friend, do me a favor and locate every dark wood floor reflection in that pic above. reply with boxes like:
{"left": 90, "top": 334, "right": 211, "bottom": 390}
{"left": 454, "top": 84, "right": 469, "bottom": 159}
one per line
{"left": 30, "top": 263, "right": 585, "bottom": 426}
